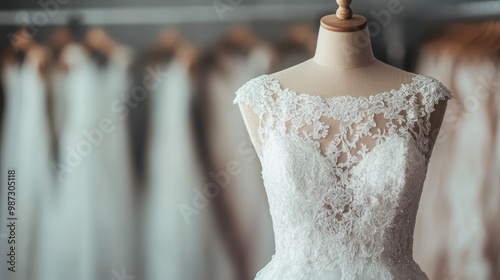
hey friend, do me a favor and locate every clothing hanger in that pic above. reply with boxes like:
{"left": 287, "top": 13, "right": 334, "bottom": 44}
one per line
{"left": 212, "top": 26, "right": 262, "bottom": 59}
{"left": 193, "top": 25, "right": 263, "bottom": 90}
{"left": 472, "top": 21, "right": 500, "bottom": 60}
{"left": 46, "top": 16, "right": 90, "bottom": 72}
{"left": 148, "top": 28, "right": 197, "bottom": 79}
{"left": 320, "top": 0, "right": 367, "bottom": 32}
{"left": 148, "top": 28, "right": 181, "bottom": 65}
{"left": 1, "top": 28, "right": 34, "bottom": 66}
{"left": 197, "top": 25, "right": 267, "bottom": 80}
{"left": 84, "top": 27, "right": 120, "bottom": 67}
{"left": 271, "top": 24, "right": 317, "bottom": 71}
{"left": 48, "top": 28, "right": 74, "bottom": 59}
{"left": 1, "top": 28, "right": 48, "bottom": 77}
{"left": 283, "top": 24, "right": 317, "bottom": 54}
{"left": 446, "top": 23, "right": 485, "bottom": 60}
{"left": 429, "top": 21, "right": 500, "bottom": 63}
{"left": 149, "top": 29, "right": 190, "bottom": 64}
{"left": 47, "top": 27, "right": 77, "bottom": 72}
{"left": 47, "top": 16, "right": 86, "bottom": 59}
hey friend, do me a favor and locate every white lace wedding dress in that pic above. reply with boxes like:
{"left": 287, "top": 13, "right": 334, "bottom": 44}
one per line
{"left": 233, "top": 74, "right": 453, "bottom": 280}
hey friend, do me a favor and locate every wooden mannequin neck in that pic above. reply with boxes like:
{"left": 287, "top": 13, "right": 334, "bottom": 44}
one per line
{"left": 312, "top": 25, "right": 376, "bottom": 69}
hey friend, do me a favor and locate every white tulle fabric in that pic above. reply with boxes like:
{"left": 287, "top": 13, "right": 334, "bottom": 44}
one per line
{"left": 233, "top": 74, "right": 453, "bottom": 280}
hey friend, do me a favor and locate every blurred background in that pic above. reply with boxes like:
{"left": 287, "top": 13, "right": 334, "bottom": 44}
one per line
{"left": 0, "top": 0, "right": 499, "bottom": 280}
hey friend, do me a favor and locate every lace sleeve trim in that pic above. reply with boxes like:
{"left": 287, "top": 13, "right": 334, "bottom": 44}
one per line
{"left": 232, "top": 75, "right": 271, "bottom": 116}
{"left": 411, "top": 75, "right": 453, "bottom": 158}
{"left": 233, "top": 75, "right": 275, "bottom": 147}
{"left": 418, "top": 76, "right": 453, "bottom": 113}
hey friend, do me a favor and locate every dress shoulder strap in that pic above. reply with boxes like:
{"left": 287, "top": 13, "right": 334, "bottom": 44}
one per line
{"left": 413, "top": 75, "right": 453, "bottom": 112}
{"left": 233, "top": 74, "right": 276, "bottom": 116}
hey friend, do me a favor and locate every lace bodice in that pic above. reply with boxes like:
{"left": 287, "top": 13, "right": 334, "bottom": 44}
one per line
{"left": 233, "top": 74, "right": 452, "bottom": 280}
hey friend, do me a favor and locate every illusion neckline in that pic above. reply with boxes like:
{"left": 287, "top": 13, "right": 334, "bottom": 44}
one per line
{"left": 262, "top": 73, "right": 425, "bottom": 103}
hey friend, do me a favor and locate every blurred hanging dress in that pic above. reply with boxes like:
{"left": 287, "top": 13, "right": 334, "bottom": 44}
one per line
{"left": 413, "top": 23, "right": 500, "bottom": 280}
{"left": 93, "top": 45, "right": 135, "bottom": 280}
{"left": 0, "top": 50, "right": 54, "bottom": 280}
{"left": 49, "top": 44, "right": 102, "bottom": 280}
{"left": 48, "top": 43, "right": 136, "bottom": 280}
{"left": 203, "top": 44, "right": 274, "bottom": 278}
{"left": 144, "top": 57, "right": 208, "bottom": 280}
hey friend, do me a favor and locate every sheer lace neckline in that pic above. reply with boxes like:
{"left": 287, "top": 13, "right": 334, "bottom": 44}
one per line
{"left": 263, "top": 73, "right": 423, "bottom": 103}
{"left": 233, "top": 73, "right": 452, "bottom": 162}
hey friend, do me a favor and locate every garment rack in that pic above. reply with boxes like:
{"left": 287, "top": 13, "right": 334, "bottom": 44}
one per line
{"left": 0, "top": 1, "right": 498, "bottom": 26}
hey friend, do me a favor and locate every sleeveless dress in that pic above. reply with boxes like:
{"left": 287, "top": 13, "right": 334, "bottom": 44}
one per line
{"left": 232, "top": 74, "right": 453, "bottom": 280}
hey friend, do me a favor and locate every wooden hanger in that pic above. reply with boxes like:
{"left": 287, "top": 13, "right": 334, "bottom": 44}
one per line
{"left": 320, "top": 0, "right": 367, "bottom": 32}
{"left": 148, "top": 28, "right": 183, "bottom": 65}
{"left": 85, "top": 27, "right": 119, "bottom": 57}
{"left": 472, "top": 21, "right": 500, "bottom": 61}
{"left": 45, "top": 16, "right": 92, "bottom": 72}
{"left": 47, "top": 16, "right": 85, "bottom": 60}
{"left": 213, "top": 26, "right": 261, "bottom": 58}
{"left": 47, "top": 27, "right": 76, "bottom": 72}
{"left": 280, "top": 24, "right": 317, "bottom": 54}
{"left": 1, "top": 28, "right": 48, "bottom": 75}
{"left": 11, "top": 28, "right": 36, "bottom": 54}
{"left": 427, "top": 21, "right": 500, "bottom": 63}
{"left": 148, "top": 28, "right": 197, "bottom": 68}
{"left": 271, "top": 24, "right": 317, "bottom": 71}
{"left": 48, "top": 27, "right": 73, "bottom": 55}
{"left": 1, "top": 28, "right": 35, "bottom": 65}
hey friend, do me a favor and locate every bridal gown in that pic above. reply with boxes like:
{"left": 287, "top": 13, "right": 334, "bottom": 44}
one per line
{"left": 46, "top": 44, "right": 131, "bottom": 280}
{"left": 233, "top": 74, "right": 452, "bottom": 280}
{"left": 50, "top": 44, "right": 102, "bottom": 280}
{"left": 144, "top": 58, "right": 208, "bottom": 280}
{"left": 92, "top": 45, "right": 135, "bottom": 280}
{"left": 53, "top": 44, "right": 135, "bottom": 280}
{"left": 0, "top": 57, "right": 54, "bottom": 280}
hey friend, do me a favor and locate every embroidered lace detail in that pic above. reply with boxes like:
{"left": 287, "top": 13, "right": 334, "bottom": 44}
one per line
{"left": 233, "top": 74, "right": 452, "bottom": 280}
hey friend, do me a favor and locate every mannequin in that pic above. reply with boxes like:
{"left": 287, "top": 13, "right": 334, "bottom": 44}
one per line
{"left": 1, "top": 27, "right": 54, "bottom": 280}
{"left": 237, "top": 2, "right": 448, "bottom": 159}
{"left": 233, "top": 3, "right": 452, "bottom": 279}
